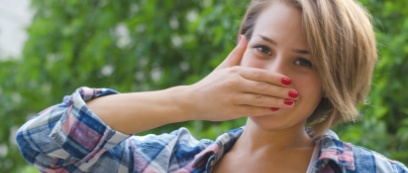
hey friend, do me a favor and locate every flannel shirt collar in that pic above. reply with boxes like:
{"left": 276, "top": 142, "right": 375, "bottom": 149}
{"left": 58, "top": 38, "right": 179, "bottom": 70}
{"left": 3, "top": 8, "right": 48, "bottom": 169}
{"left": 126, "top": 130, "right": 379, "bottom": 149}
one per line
{"left": 191, "top": 127, "right": 355, "bottom": 171}
{"left": 192, "top": 127, "right": 243, "bottom": 170}
{"left": 316, "top": 130, "right": 356, "bottom": 171}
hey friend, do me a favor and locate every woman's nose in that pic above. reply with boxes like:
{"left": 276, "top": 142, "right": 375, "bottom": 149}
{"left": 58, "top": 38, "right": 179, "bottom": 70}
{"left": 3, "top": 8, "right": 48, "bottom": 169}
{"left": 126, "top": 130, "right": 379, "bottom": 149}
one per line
{"left": 267, "top": 55, "right": 287, "bottom": 75}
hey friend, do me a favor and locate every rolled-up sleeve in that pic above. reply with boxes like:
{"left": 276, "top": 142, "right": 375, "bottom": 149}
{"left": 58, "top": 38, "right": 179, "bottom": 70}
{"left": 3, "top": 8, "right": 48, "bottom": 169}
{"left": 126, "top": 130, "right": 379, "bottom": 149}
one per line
{"left": 16, "top": 87, "right": 131, "bottom": 172}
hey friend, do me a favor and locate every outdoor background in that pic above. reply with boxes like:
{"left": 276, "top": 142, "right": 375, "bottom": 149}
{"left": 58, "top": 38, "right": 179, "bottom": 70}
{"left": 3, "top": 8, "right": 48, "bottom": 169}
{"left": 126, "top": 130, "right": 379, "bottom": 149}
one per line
{"left": 1, "top": 0, "right": 407, "bottom": 172}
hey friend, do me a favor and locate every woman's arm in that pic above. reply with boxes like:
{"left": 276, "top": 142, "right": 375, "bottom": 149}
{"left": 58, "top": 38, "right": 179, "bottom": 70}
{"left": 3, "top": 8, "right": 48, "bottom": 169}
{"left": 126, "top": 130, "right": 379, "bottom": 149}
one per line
{"left": 87, "top": 86, "right": 193, "bottom": 134}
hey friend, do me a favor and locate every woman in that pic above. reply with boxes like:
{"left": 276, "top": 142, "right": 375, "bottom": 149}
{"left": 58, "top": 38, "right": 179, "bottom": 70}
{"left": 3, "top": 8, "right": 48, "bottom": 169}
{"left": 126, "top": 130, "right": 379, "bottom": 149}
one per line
{"left": 16, "top": 0, "right": 408, "bottom": 172}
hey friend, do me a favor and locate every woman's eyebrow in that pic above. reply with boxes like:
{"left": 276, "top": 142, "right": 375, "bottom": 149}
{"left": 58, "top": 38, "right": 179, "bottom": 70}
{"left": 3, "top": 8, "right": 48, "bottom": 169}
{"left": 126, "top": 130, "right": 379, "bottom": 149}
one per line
{"left": 259, "top": 35, "right": 277, "bottom": 46}
{"left": 258, "top": 34, "right": 309, "bottom": 55}
{"left": 293, "top": 49, "right": 310, "bottom": 55}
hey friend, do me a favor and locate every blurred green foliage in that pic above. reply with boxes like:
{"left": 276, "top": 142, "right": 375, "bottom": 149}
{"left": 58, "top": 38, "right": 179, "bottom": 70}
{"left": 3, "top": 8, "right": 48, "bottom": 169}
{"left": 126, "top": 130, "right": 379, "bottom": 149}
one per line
{"left": 0, "top": 0, "right": 407, "bottom": 172}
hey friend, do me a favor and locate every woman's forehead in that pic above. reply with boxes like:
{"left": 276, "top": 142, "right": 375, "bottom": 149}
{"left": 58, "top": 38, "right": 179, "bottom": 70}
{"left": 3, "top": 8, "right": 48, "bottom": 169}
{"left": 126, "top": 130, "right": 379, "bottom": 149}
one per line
{"left": 252, "top": 1, "right": 308, "bottom": 50}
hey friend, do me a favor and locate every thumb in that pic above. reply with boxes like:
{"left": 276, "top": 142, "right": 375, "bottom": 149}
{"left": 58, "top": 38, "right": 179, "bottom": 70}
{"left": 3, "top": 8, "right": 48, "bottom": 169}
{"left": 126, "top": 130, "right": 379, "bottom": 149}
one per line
{"left": 216, "top": 35, "right": 248, "bottom": 70}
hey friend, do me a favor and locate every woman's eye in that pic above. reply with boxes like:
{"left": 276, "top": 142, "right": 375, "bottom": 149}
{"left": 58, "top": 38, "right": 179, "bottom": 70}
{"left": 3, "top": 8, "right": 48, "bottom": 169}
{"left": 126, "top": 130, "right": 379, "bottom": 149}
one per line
{"left": 254, "top": 45, "right": 272, "bottom": 55}
{"left": 295, "top": 58, "right": 313, "bottom": 67}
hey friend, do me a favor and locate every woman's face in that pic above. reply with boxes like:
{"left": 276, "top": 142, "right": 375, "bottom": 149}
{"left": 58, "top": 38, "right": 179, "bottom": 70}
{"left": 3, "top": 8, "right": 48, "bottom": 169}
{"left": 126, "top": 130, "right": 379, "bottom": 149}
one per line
{"left": 241, "top": 1, "right": 323, "bottom": 130}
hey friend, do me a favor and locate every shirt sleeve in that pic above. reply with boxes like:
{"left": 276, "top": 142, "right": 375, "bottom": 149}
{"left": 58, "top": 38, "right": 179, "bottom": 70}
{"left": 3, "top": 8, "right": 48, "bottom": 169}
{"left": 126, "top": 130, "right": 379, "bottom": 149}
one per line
{"left": 16, "top": 87, "right": 131, "bottom": 172}
{"left": 365, "top": 147, "right": 408, "bottom": 173}
{"left": 391, "top": 160, "right": 408, "bottom": 173}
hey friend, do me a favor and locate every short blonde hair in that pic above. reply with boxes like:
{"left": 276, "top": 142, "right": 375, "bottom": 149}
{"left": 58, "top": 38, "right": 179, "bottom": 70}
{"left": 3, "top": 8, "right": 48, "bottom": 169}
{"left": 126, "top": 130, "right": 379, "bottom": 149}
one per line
{"left": 239, "top": 0, "right": 377, "bottom": 137}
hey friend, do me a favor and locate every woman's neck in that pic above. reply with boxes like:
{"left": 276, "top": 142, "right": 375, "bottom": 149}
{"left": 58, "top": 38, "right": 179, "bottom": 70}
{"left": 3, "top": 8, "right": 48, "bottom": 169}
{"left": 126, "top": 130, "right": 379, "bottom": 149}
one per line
{"left": 212, "top": 119, "right": 316, "bottom": 173}
{"left": 235, "top": 119, "right": 314, "bottom": 152}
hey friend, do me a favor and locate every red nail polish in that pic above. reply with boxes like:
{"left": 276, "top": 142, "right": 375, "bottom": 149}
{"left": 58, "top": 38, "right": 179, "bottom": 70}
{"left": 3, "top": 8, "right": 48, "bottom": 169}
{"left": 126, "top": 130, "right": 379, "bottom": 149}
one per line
{"left": 288, "top": 90, "right": 298, "bottom": 98}
{"left": 271, "top": 107, "right": 280, "bottom": 111}
{"left": 284, "top": 99, "right": 294, "bottom": 105}
{"left": 281, "top": 77, "right": 291, "bottom": 85}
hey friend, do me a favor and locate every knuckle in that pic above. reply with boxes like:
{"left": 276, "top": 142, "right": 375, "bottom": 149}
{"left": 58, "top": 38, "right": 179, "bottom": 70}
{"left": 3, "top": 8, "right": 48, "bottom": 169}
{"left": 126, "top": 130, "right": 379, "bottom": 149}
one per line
{"left": 253, "top": 94, "right": 265, "bottom": 104}
{"left": 256, "top": 82, "right": 268, "bottom": 91}
{"left": 224, "top": 94, "right": 235, "bottom": 104}
{"left": 224, "top": 79, "right": 239, "bottom": 88}
{"left": 251, "top": 69, "right": 263, "bottom": 79}
{"left": 228, "top": 66, "right": 241, "bottom": 73}
{"left": 228, "top": 95, "right": 239, "bottom": 105}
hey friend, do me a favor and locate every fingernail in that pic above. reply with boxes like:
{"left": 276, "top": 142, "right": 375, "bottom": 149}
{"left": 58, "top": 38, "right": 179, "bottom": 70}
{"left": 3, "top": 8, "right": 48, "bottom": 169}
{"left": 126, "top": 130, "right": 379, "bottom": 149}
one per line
{"left": 271, "top": 107, "right": 280, "bottom": 111}
{"left": 281, "top": 77, "right": 291, "bottom": 85}
{"left": 288, "top": 90, "right": 298, "bottom": 98}
{"left": 284, "top": 99, "right": 294, "bottom": 105}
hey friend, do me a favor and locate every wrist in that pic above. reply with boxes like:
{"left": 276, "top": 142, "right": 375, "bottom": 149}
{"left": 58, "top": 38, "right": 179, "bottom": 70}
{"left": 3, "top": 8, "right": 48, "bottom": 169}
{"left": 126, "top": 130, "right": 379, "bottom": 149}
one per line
{"left": 165, "top": 85, "right": 196, "bottom": 122}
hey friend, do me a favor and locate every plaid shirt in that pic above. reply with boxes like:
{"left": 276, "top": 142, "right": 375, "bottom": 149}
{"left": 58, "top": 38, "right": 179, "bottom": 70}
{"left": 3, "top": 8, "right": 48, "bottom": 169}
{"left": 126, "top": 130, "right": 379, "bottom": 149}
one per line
{"left": 16, "top": 87, "right": 408, "bottom": 173}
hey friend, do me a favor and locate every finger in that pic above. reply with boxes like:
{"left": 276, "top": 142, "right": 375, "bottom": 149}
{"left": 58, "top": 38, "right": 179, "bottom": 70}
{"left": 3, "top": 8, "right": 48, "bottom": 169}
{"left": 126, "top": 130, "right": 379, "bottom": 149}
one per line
{"left": 235, "top": 105, "right": 280, "bottom": 117}
{"left": 240, "top": 80, "right": 299, "bottom": 100}
{"left": 234, "top": 93, "right": 295, "bottom": 108}
{"left": 216, "top": 35, "right": 248, "bottom": 70}
{"left": 239, "top": 67, "right": 292, "bottom": 87}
